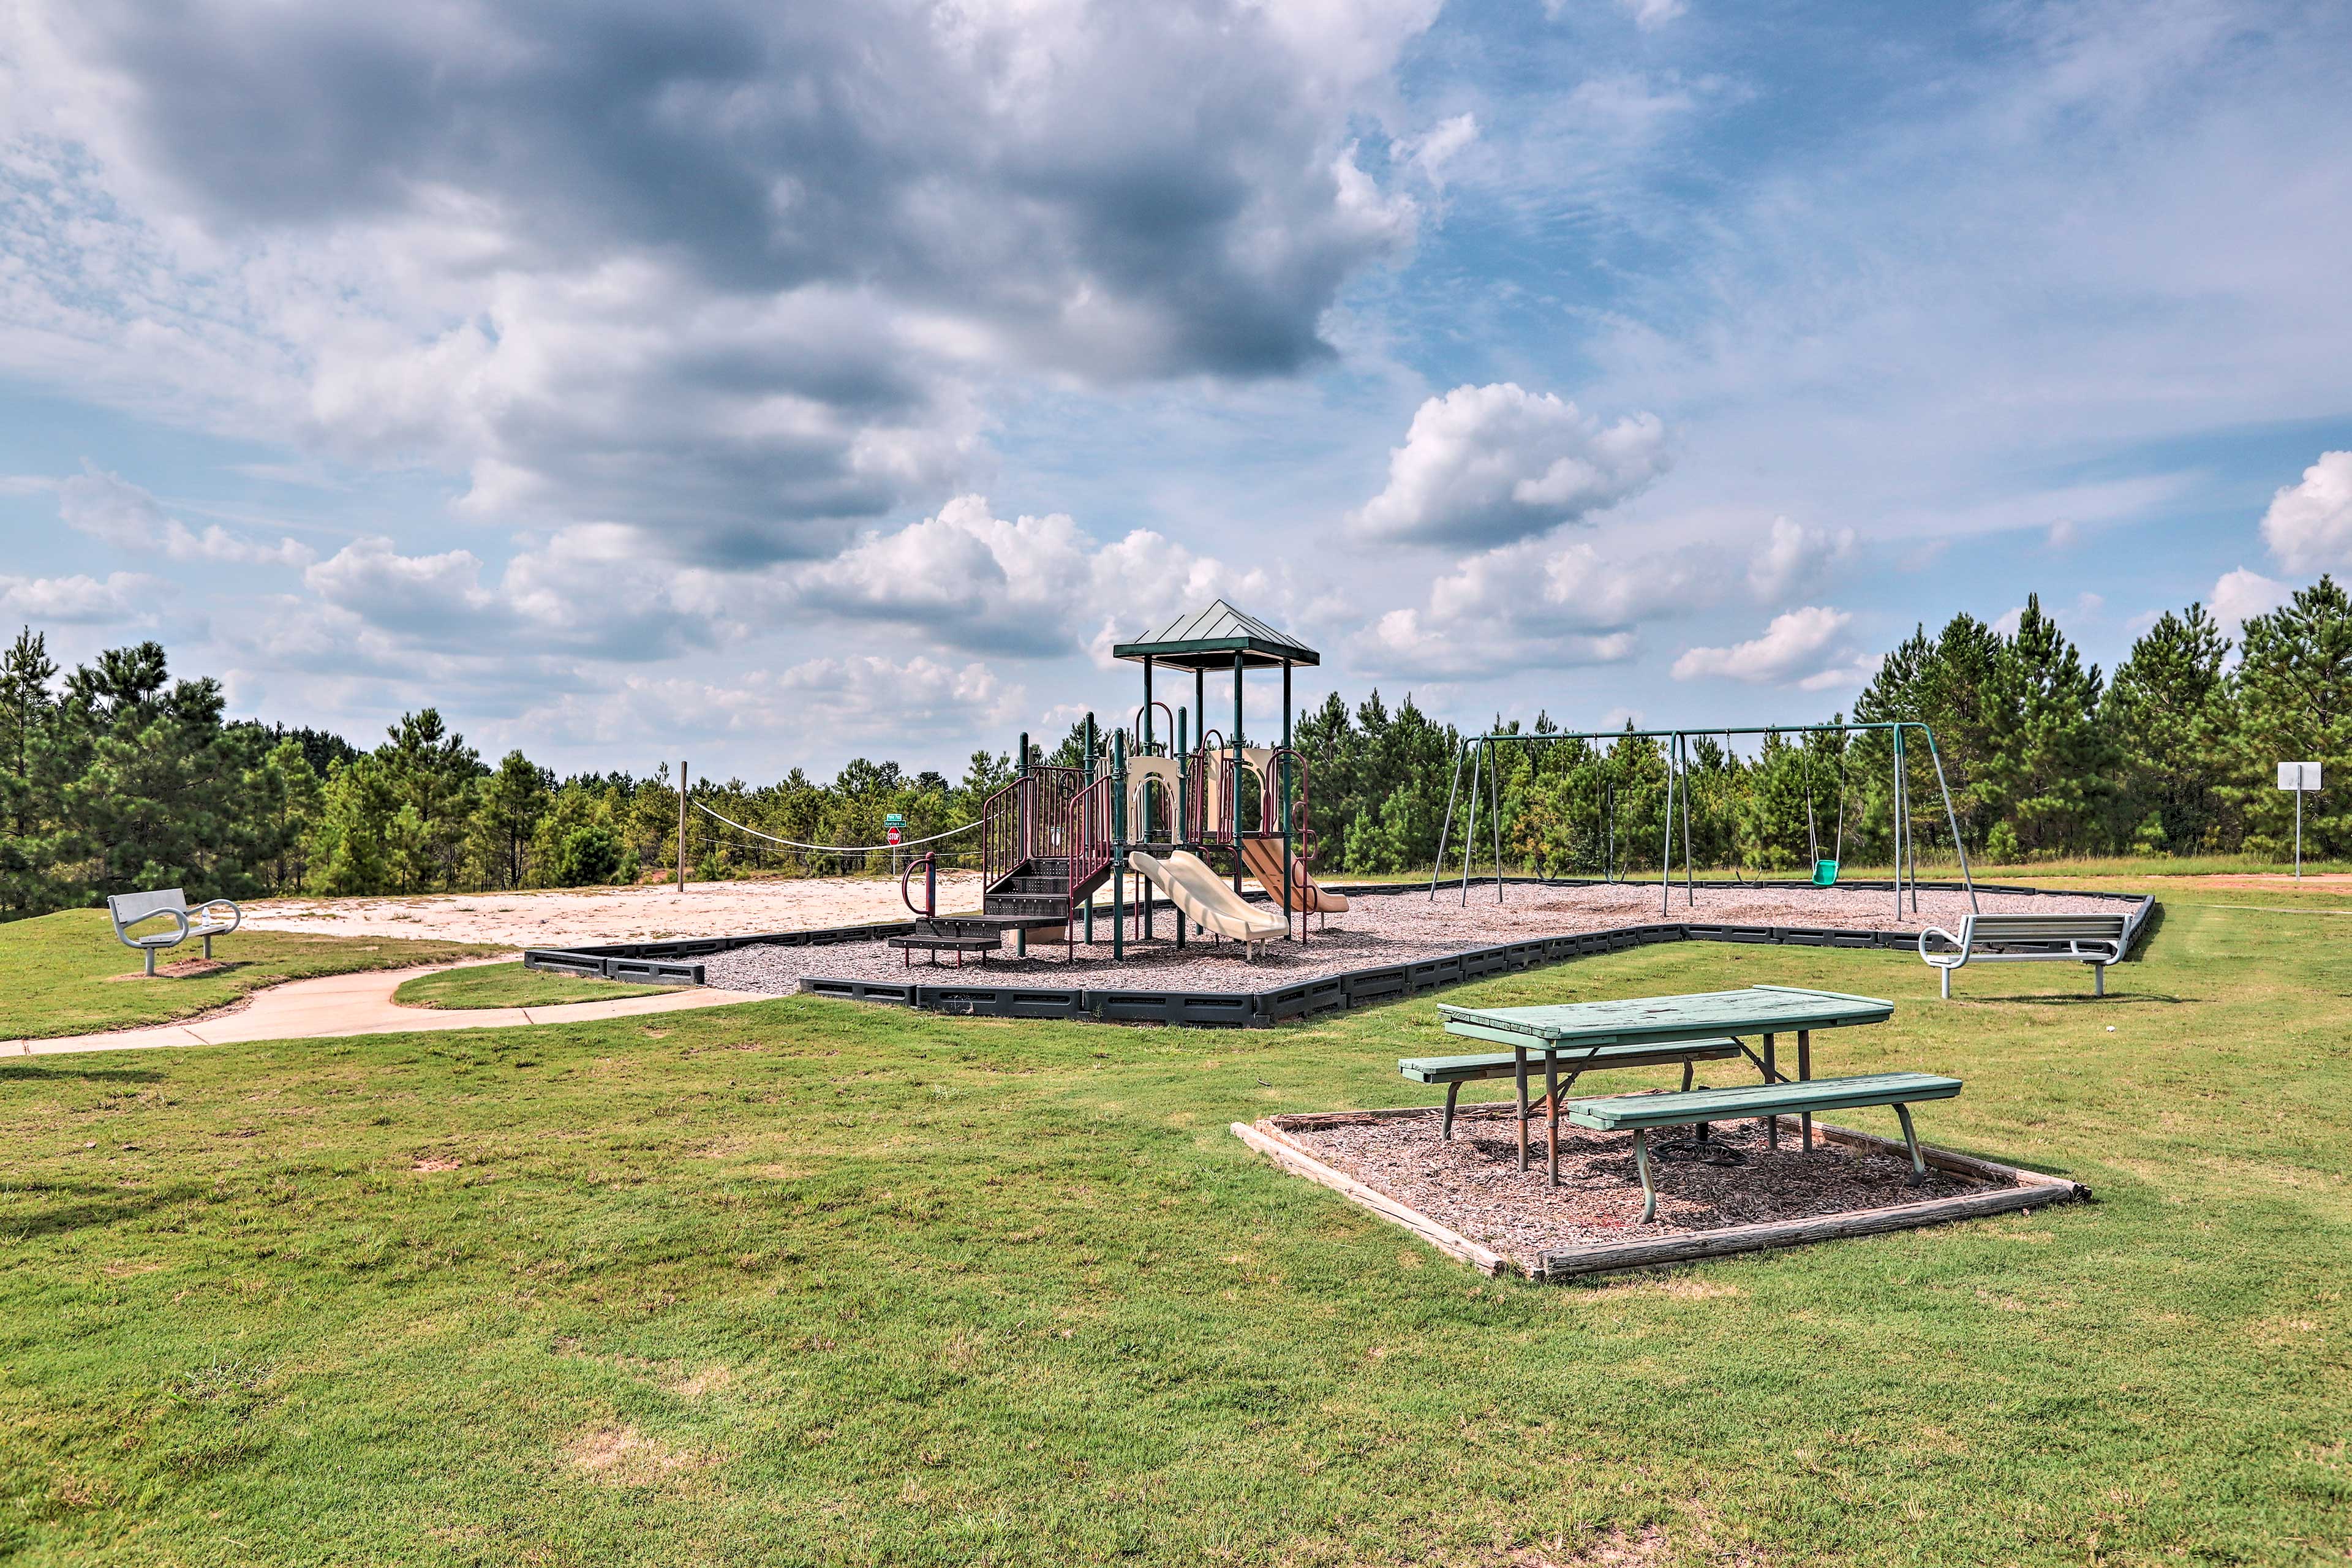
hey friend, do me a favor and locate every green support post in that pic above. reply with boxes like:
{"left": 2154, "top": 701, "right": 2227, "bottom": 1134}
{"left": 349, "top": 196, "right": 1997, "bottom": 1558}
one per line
{"left": 1281, "top": 657, "right": 1293, "bottom": 939}
{"left": 1017, "top": 730, "right": 1030, "bottom": 957}
{"left": 1232, "top": 650, "right": 1245, "bottom": 897}
{"left": 1111, "top": 730, "right": 1128, "bottom": 962}
{"left": 1083, "top": 712, "right": 1098, "bottom": 944}
{"left": 1175, "top": 706, "right": 1188, "bottom": 950}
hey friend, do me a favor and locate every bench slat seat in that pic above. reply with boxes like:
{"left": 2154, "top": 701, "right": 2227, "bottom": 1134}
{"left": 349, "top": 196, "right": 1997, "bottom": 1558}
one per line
{"left": 1401, "top": 1038, "right": 1743, "bottom": 1084}
{"left": 1564, "top": 1071, "right": 1964, "bottom": 1221}
{"left": 1403, "top": 1038, "right": 1751, "bottom": 1144}
{"left": 1920, "top": 912, "right": 2129, "bottom": 998}
{"left": 1564, "top": 1071, "right": 1962, "bottom": 1129}
{"left": 107, "top": 888, "right": 242, "bottom": 976}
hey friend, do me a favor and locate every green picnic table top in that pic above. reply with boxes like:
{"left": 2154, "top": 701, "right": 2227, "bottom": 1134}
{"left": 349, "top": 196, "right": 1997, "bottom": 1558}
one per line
{"left": 1437, "top": 984, "right": 1894, "bottom": 1048}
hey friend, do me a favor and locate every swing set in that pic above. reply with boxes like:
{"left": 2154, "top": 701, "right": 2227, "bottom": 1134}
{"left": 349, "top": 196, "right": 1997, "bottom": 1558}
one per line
{"left": 1431, "top": 720, "right": 1977, "bottom": 918}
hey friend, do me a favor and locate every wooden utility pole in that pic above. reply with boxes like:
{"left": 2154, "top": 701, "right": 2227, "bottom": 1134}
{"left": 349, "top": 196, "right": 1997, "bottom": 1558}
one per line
{"left": 678, "top": 759, "right": 688, "bottom": 892}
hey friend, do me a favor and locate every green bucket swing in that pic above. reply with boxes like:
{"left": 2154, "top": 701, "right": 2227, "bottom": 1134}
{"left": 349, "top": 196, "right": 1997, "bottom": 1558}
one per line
{"left": 1804, "top": 733, "right": 1845, "bottom": 887}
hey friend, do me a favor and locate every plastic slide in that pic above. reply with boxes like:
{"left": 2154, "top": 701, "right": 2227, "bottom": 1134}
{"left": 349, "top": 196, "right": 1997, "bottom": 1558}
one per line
{"left": 1127, "top": 850, "right": 1289, "bottom": 956}
{"left": 1237, "top": 835, "right": 1349, "bottom": 914}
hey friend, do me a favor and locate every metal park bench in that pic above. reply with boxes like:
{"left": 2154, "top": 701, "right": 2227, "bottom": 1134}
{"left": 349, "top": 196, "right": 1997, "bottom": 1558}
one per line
{"left": 1566, "top": 1071, "right": 1964, "bottom": 1221}
{"left": 107, "top": 888, "right": 242, "bottom": 977}
{"left": 1400, "top": 1038, "right": 1746, "bottom": 1140}
{"left": 1917, "top": 911, "right": 2129, "bottom": 998}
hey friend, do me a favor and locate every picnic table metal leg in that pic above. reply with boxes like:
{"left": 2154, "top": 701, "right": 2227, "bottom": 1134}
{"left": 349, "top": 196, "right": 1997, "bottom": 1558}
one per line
{"left": 1893, "top": 1102, "right": 1926, "bottom": 1186}
{"left": 1515, "top": 1046, "right": 1529, "bottom": 1172}
{"left": 1442, "top": 1083, "right": 1460, "bottom": 1141}
{"left": 1633, "top": 1127, "right": 1656, "bottom": 1223}
{"left": 1763, "top": 1031, "right": 1779, "bottom": 1148}
{"left": 1798, "top": 1028, "right": 1812, "bottom": 1150}
{"left": 1545, "top": 1052, "right": 1559, "bottom": 1187}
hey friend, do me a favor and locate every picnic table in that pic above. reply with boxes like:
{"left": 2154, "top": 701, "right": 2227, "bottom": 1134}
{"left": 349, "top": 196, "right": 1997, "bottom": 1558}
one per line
{"left": 1434, "top": 984, "right": 1896, "bottom": 1184}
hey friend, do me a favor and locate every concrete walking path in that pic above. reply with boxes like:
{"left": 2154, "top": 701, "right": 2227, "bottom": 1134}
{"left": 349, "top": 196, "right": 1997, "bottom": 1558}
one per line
{"left": 9, "top": 965, "right": 770, "bottom": 1058}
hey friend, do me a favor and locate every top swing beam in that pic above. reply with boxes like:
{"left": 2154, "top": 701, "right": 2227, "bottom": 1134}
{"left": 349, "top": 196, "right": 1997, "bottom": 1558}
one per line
{"left": 1428, "top": 720, "right": 1977, "bottom": 919}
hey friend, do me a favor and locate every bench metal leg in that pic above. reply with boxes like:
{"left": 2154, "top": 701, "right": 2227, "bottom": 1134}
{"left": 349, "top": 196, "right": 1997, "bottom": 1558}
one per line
{"left": 1940, "top": 965, "right": 1951, "bottom": 1000}
{"left": 1798, "top": 1029, "right": 1812, "bottom": 1150}
{"left": 1514, "top": 1046, "right": 1529, "bottom": 1174}
{"left": 1893, "top": 1102, "right": 1926, "bottom": 1186}
{"left": 1442, "top": 1082, "right": 1460, "bottom": 1140}
{"left": 144, "top": 946, "right": 156, "bottom": 978}
{"left": 2094, "top": 963, "right": 2105, "bottom": 997}
{"left": 1762, "top": 1031, "right": 1778, "bottom": 1148}
{"left": 1633, "top": 1127, "right": 1656, "bottom": 1223}
{"left": 1545, "top": 1052, "right": 1559, "bottom": 1187}
{"left": 202, "top": 934, "right": 213, "bottom": 960}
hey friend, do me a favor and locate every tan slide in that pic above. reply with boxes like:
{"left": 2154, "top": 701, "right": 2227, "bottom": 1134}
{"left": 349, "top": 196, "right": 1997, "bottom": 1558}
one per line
{"left": 1237, "top": 835, "right": 1349, "bottom": 914}
{"left": 1128, "top": 850, "right": 1289, "bottom": 957}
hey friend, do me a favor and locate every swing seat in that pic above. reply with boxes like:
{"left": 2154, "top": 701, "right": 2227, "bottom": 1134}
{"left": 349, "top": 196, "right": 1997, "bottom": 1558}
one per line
{"left": 1811, "top": 859, "right": 1839, "bottom": 887}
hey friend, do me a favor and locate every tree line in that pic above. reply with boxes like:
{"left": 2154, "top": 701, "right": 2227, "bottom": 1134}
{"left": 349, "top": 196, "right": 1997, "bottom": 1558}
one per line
{"left": 4, "top": 575, "right": 2348, "bottom": 917}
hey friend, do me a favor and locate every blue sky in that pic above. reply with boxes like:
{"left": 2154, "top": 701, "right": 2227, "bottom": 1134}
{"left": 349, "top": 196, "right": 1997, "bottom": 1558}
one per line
{"left": 2, "top": 0, "right": 2347, "bottom": 778}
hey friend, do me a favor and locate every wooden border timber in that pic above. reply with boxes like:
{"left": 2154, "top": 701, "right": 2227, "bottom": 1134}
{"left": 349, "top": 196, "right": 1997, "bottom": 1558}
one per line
{"left": 1233, "top": 1109, "right": 2089, "bottom": 1283}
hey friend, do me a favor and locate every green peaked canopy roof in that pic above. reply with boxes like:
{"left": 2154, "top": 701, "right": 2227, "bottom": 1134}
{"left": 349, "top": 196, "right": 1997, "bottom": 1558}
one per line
{"left": 1110, "top": 600, "right": 1321, "bottom": 669}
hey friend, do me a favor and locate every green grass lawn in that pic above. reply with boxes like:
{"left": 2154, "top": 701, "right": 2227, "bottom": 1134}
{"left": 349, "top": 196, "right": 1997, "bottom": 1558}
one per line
{"left": 390, "top": 962, "right": 674, "bottom": 1011}
{"left": 0, "top": 908, "right": 503, "bottom": 1039}
{"left": 2, "top": 894, "right": 2348, "bottom": 1564}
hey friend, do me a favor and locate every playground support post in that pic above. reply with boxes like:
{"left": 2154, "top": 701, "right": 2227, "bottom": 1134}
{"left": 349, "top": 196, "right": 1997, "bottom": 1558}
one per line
{"left": 1174, "top": 706, "right": 1188, "bottom": 948}
{"left": 1142, "top": 657, "right": 1154, "bottom": 753}
{"left": 1017, "top": 731, "right": 1030, "bottom": 957}
{"left": 1461, "top": 737, "right": 1483, "bottom": 906}
{"left": 1491, "top": 734, "right": 1505, "bottom": 903}
{"left": 1111, "top": 729, "right": 1128, "bottom": 961}
{"left": 1084, "top": 713, "right": 1099, "bottom": 943}
{"left": 677, "top": 759, "right": 688, "bottom": 892}
{"left": 1659, "top": 733, "right": 1675, "bottom": 918}
{"left": 1430, "top": 742, "right": 1464, "bottom": 900}
{"left": 1232, "top": 650, "right": 1245, "bottom": 897}
{"left": 1918, "top": 725, "right": 1980, "bottom": 913}
{"left": 1679, "top": 731, "right": 1695, "bottom": 907}
{"left": 1281, "top": 658, "right": 1294, "bottom": 938}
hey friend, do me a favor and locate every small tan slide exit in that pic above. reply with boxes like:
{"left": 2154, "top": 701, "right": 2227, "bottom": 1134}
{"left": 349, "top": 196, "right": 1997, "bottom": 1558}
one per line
{"left": 1128, "top": 850, "right": 1289, "bottom": 959}
{"left": 1237, "top": 835, "right": 1349, "bottom": 915}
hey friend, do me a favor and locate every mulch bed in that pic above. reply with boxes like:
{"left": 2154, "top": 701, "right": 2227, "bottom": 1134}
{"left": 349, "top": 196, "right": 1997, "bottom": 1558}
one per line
{"left": 1276, "top": 1099, "right": 2009, "bottom": 1262}
{"left": 704, "top": 880, "right": 2131, "bottom": 995}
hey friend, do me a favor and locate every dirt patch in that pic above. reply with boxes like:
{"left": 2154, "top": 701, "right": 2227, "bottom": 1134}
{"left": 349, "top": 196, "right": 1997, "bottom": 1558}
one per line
{"left": 563, "top": 1424, "right": 706, "bottom": 1484}
{"left": 107, "top": 959, "right": 236, "bottom": 981}
{"left": 1278, "top": 1101, "right": 2005, "bottom": 1264}
{"left": 236, "top": 873, "right": 982, "bottom": 948}
{"left": 410, "top": 1157, "right": 462, "bottom": 1174}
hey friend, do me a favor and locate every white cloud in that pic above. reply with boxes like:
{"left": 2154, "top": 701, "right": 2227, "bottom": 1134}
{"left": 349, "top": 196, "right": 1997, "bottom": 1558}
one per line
{"left": 2211, "top": 567, "right": 2291, "bottom": 632}
{"left": 1746, "top": 517, "right": 1854, "bottom": 601}
{"left": 521, "top": 655, "right": 1020, "bottom": 750}
{"left": 1404, "top": 113, "right": 1480, "bottom": 181}
{"left": 2259, "top": 451, "right": 2352, "bottom": 573}
{"left": 58, "top": 465, "right": 313, "bottom": 568}
{"left": 5, "top": 0, "right": 1441, "bottom": 559}
{"left": 1670, "top": 606, "right": 1851, "bottom": 684}
{"left": 787, "top": 494, "right": 1281, "bottom": 662}
{"left": 1348, "top": 383, "right": 1670, "bottom": 547}
{"left": 0, "top": 570, "right": 164, "bottom": 623}
{"left": 1350, "top": 533, "right": 1711, "bottom": 677}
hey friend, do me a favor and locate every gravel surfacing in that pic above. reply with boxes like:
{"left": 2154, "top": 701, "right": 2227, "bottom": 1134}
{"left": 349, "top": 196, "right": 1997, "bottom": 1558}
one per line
{"left": 1276, "top": 1102, "right": 2007, "bottom": 1261}
{"left": 699, "top": 878, "right": 2132, "bottom": 995}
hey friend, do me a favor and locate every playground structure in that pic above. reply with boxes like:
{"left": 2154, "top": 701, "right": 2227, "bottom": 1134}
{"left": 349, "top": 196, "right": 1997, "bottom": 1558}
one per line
{"left": 1435, "top": 722, "right": 1980, "bottom": 919}
{"left": 895, "top": 601, "right": 1346, "bottom": 965}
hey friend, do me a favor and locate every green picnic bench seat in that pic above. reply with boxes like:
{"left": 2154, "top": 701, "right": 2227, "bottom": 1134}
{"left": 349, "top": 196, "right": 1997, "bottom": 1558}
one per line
{"left": 1566, "top": 1071, "right": 1963, "bottom": 1221}
{"left": 1400, "top": 1038, "right": 1746, "bottom": 1140}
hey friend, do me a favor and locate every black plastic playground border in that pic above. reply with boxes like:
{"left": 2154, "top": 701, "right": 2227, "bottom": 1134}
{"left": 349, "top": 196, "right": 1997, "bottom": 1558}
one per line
{"left": 522, "top": 877, "right": 2157, "bottom": 1030}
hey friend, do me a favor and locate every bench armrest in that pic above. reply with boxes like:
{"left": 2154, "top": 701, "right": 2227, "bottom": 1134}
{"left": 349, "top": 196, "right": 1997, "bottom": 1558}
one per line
{"left": 114, "top": 908, "right": 190, "bottom": 950}
{"left": 1917, "top": 925, "right": 1966, "bottom": 967}
{"left": 195, "top": 897, "right": 243, "bottom": 936}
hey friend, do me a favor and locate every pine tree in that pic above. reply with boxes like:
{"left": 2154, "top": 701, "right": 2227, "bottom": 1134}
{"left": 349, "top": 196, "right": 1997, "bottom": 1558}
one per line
{"left": 2224, "top": 575, "right": 2352, "bottom": 857}
{"left": 0, "top": 627, "right": 60, "bottom": 915}
{"left": 1983, "top": 595, "right": 2114, "bottom": 857}
{"left": 2105, "top": 604, "right": 2233, "bottom": 854}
